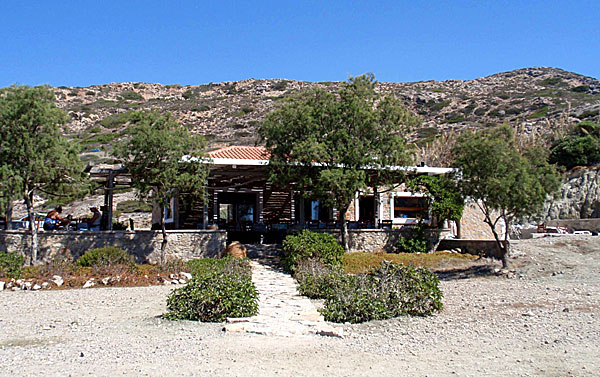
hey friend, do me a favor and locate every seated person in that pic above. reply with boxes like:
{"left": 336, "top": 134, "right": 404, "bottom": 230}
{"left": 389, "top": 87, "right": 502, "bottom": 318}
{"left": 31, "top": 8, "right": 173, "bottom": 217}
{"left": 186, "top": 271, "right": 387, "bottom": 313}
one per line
{"left": 78, "top": 206, "right": 101, "bottom": 231}
{"left": 43, "top": 206, "right": 71, "bottom": 231}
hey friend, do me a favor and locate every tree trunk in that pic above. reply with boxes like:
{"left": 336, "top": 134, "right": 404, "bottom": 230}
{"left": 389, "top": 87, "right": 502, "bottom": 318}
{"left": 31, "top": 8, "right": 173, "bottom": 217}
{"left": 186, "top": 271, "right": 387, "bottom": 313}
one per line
{"left": 160, "top": 207, "right": 168, "bottom": 265}
{"left": 3, "top": 202, "right": 12, "bottom": 230}
{"left": 24, "top": 190, "right": 38, "bottom": 266}
{"left": 339, "top": 204, "right": 350, "bottom": 252}
{"left": 373, "top": 185, "right": 380, "bottom": 229}
{"left": 502, "top": 217, "right": 511, "bottom": 269}
{"left": 486, "top": 216, "right": 509, "bottom": 269}
{"left": 455, "top": 220, "right": 461, "bottom": 239}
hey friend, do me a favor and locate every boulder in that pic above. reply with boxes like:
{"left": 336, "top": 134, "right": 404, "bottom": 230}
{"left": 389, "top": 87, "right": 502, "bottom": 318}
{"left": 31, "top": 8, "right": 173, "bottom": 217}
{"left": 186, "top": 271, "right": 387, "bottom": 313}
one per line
{"left": 223, "top": 241, "right": 247, "bottom": 258}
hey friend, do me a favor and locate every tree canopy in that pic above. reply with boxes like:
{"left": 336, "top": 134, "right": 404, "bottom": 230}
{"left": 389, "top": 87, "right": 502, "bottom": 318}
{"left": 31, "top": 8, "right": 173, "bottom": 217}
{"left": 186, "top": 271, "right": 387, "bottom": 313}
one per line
{"left": 0, "top": 85, "right": 86, "bottom": 262}
{"left": 114, "top": 111, "right": 208, "bottom": 260}
{"left": 453, "top": 125, "right": 560, "bottom": 267}
{"left": 259, "top": 74, "right": 419, "bottom": 250}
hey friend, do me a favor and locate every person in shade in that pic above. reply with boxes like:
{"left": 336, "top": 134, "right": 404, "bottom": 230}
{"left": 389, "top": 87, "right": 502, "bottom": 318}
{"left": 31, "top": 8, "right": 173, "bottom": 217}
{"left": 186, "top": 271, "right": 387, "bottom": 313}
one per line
{"left": 43, "top": 206, "right": 71, "bottom": 231}
{"left": 79, "top": 206, "right": 102, "bottom": 231}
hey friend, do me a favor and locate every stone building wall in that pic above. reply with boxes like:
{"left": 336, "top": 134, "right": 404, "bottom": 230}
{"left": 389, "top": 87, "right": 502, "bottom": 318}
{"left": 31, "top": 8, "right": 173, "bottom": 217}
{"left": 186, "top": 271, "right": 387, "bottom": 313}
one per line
{"left": 318, "top": 228, "right": 451, "bottom": 252}
{"left": 458, "top": 202, "right": 505, "bottom": 240}
{"left": 0, "top": 230, "right": 227, "bottom": 265}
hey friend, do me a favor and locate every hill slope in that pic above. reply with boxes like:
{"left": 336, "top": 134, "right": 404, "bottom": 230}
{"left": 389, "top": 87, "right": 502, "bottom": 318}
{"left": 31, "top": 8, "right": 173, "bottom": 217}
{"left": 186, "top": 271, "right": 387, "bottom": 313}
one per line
{"left": 54, "top": 67, "right": 600, "bottom": 159}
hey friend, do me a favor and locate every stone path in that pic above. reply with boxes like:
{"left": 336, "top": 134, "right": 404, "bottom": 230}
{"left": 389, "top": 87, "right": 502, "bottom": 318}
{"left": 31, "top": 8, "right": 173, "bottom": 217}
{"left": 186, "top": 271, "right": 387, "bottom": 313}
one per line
{"left": 224, "top": 245, "right": 343, "bottom": 337}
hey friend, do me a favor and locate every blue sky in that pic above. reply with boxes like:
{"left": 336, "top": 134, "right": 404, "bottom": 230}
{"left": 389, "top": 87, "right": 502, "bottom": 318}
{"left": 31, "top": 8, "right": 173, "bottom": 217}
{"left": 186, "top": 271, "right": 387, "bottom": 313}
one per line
{"left": 1, "top": 1, "right": 598, "bottom": 87}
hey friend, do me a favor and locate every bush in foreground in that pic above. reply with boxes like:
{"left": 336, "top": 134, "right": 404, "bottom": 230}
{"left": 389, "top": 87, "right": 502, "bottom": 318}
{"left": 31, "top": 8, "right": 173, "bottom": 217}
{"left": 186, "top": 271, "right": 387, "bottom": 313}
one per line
{"left": 164, "top": 258, "right": 258, "bottom": 322}
{"left": 293, "top": 258, "right": 345, "bottom": 299}
{"left": 77, "top": 247, "right": 134, "bottom": 267}
{"left": 317, "top": 261, "right": 443, "bottom": 323}
{"left": 281, "top": 230, "right": 344, "bottom": 272}
{"left": 0, "top": 251, "right": 24, "bottom": 279}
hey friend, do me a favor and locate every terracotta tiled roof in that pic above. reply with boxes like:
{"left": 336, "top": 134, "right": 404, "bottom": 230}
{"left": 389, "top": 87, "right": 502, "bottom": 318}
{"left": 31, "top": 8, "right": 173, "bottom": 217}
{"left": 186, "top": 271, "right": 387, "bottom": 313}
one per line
{"left": 207, "top": 146, "right": 270, "bottom": 160}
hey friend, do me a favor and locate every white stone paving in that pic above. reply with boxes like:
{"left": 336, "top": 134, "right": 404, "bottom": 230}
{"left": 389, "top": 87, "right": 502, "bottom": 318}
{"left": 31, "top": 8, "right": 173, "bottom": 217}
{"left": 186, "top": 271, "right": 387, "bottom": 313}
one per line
{"left": 224, "top": 257, "right": 343, "bottom": 337}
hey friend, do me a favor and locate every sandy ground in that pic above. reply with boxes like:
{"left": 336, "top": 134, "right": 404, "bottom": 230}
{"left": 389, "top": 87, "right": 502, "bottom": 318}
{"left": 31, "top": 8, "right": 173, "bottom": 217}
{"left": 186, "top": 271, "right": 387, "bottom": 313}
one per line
{"left": 1, "top": 236, "right": 598, "bottom": 376}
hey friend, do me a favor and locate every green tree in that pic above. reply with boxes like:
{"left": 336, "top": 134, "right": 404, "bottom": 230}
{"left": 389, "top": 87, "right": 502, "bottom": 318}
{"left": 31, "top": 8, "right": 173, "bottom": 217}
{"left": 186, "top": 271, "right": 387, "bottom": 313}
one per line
{"left": 259, "top": 74, "right": 418, "bottom": 251}
{"left": 407, "top": 174, "right": 464, "bottom": 229}
{"left": 114, "top": 111, "right": 208, "bottom": 262}
{"left": 549, "top": 121, "right": 600, "bottom": 169}
{"left": 453, "top": 125, "right": 560, "bottom": 268}
{"left": 0, "top": 85, "right": 85, "bottom": 263}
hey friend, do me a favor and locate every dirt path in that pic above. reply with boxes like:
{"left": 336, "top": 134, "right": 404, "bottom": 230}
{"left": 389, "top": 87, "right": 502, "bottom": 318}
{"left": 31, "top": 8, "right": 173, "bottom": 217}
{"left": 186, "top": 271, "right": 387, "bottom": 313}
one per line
{"left": 1, "top": 236, "right": 598, "bottom": 376}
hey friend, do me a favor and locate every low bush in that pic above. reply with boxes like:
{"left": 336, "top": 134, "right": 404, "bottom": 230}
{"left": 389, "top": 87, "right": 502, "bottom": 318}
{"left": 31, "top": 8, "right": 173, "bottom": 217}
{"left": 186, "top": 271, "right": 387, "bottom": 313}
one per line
{"left": 293, "top": 258, "right": 345, "bottom": 299}
{"left": 281, "top": 230, "right": 344, "bottom": 272}
{"left": 396, "top": 224, "right": 429, "bottom": 253}
{"left": 186, "top": 256, "right": 251, "bottom": 279}
{"left": 77, "top": 247, "right": 134, "bottom": 267}
{"left": 318, "top": 261, "right": 443, "bottom": 323}
{"left": 0, "top": 251, "right": 24, "bottom": 279}
{"left": 165, "top": 257, "right": 258, "bottom": 321}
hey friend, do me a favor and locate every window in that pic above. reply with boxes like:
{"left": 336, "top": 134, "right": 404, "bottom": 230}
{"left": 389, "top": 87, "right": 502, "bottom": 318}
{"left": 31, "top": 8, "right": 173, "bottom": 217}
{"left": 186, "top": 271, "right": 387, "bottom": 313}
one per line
{"left": 164, "top": 196, "right": 176, "bottom": 223}
{"left": 390, "top": 193, "right": 428, "bottom": 224}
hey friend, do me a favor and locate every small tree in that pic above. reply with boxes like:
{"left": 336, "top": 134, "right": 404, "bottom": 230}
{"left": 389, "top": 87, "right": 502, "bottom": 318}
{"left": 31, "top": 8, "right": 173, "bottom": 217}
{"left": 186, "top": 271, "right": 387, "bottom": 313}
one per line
{"left": 0, "top": 85, "right": 85, "bottom": 263}
{"left": 407, "top": 174, "right": 464, "bottom": 230}
{"left": 549, "top": 121, "right": 600, "bottom": 169}
{"left": 260, "top": 74, "right": 417, "bottom": 250}
{"left": 453, "top": 125, "right": 560, "bottom": 268}
{"left": 114, "top": 111, "right": 207, "bottom": 262}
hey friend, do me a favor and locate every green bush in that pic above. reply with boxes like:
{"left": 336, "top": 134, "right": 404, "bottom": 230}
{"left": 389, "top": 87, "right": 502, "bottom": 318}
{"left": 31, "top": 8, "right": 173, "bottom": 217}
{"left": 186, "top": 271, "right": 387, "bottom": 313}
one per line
{"left": 77, "top": 247, "right": 134, "bottom": 267}
{"left": 119, "top": 91, "right": 143, "bottom": 100}
{"left": 186, "top": 256, "right": 251, "bottom": 279}
{"left": 281, "top": 230, "right": 344, "bottom": 272}
{"left": 0, "top": 251, "right": 24, "bottom": 279}
{"left": 549, "top": 121, "right": 600, "bottom": 169}
{"left": 165, "top": 258, "right": 258, "bottom": 321}
{"left": 396, "top": 224, "right": 429, "bottom": 253}
{"left": 319, "top": 261, "right": 443, "bottom": 323}
{"left": 293, "top": 258, "right": 345, "bottom": 299}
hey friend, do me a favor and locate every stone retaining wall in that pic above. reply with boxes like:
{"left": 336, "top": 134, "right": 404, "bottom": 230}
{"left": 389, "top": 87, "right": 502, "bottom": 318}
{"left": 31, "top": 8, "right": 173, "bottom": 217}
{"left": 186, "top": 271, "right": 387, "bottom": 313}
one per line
{"left": 546, "top": 219, "right": 600, "bottom": 232}
{"left": 317, "top": 228, "right": 452, "bottom": 252}
{"left": 436, "top": 239, "right": 505, "bottom": 259}
{"left": 0, "top": 230, "right": 227, "bottom": 265}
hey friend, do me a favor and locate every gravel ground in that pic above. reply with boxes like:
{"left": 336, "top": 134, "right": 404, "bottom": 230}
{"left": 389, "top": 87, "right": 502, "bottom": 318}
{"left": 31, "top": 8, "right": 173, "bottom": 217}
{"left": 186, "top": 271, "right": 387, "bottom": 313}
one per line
{"left": 1, "top": 236, "right": 598, "bottom": 376}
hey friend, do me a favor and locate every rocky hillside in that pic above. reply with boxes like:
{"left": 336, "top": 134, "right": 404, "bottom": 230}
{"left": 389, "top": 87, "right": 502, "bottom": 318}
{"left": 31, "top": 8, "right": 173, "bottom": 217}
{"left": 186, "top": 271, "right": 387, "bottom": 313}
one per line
{"left": 543, "top": 167, "right": 600, "bottom": 220}
{"left": 54, "top": 67, "right": 600, "bottom": 162}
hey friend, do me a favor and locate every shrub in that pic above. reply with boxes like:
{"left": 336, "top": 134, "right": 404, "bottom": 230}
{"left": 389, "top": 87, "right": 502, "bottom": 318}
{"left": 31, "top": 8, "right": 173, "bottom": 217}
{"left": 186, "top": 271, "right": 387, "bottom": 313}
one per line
{"left": 119, "top": 91, "right": 143, "bottom": 100}
{"left": 396, "top": 224, "right": 429, "bottom": 253}
{"left": 549, "top": 121, "right": 600, "bottom": 169}
{"left": 319, "top": 261, "right": 443, "bottom": 323}
{"left": 186, "top": 256, "right": 251, "bottom": 279}
{"left": 0, "top": 251, "right": 24, "bottom": 279}
{"left": 281, "top": 230, "right": 344, "bottom": 272}
{"left": 165, "top": 258, "right": 258, "bottom": 321}
{"left": 77, "top": 247, "right": 134, "bottom": 267}
{"left": 293, "top": 258, "right": 345, "bottom": 299}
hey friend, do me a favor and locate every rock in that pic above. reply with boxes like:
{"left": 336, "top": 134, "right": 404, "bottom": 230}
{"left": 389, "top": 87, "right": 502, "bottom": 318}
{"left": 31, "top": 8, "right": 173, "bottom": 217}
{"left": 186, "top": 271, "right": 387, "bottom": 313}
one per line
{"left": 315, "top": 325, "right": 344, "bottom": 338}
{"left": 0, "top": 281, "right": 5, "bottom": 291}
{"left": 83, "top": 279, "right": 95, "bottom": 288}
{"left": 32, "top": 284, "right": 41, "bottom": 291}
{"left": 51, "top": 275, "right": 64, "bottom": 287}
{"left": 162, "top": 279, "right": 172, "bottom": 285}
{"left": 178, "top": 279, "right": 187, "bottom": 284}
{"left": 41, "top": 282, "right": 49, "bottom": 288}
{"left": 168, "top": 274, "right": 176, "bottom": 279}
{"left": 23, "top": 281, "right": 32, "bottom": 290}
{"left": 101, "top": 277, "right": 111, "bottom": 285}
{"left": 180, "top": 272, "right": 192, "bottom": 280}
{"left": 223, "top": 241, "right": 247, "bottom": 258}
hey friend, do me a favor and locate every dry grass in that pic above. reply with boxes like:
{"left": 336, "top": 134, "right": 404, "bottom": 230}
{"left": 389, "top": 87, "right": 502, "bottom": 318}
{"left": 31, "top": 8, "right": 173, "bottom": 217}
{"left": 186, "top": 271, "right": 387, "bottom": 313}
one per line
{"left": 15, "top": 262, "right": 191, "bottom": 289}
{"left": 342, "top": 252, "right": 478, "bottom": 274}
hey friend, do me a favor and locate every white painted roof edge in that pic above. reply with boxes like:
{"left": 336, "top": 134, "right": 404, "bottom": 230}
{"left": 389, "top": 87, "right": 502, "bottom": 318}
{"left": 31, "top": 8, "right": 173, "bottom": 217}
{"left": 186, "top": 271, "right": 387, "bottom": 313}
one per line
{"left": 206, "top": 157, "right": 455, "bottom": 174}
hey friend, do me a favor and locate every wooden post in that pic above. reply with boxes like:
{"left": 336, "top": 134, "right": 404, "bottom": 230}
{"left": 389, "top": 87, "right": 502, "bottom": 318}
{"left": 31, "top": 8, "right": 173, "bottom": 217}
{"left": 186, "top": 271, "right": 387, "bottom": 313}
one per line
{"left": 107, "top": 171, "right": 114, "bottom": 231}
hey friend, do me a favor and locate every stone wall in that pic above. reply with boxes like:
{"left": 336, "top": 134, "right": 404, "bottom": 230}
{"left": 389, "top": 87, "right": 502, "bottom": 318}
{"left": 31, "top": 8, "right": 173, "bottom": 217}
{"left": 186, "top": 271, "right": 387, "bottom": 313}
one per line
{"left": 437, "top": 239, "right": 505, "bottom": 259}
{"left": 0, "top": 230, "right": 227, "bottom": 265}
{"left": 546, "top": 219, "right": 600, "bottom": 232}
{"left": 458, "top": 202, "right": 505, "bottom": 240}
{"left": 317, "top": 228, "right": 451, "bottom": 252}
